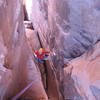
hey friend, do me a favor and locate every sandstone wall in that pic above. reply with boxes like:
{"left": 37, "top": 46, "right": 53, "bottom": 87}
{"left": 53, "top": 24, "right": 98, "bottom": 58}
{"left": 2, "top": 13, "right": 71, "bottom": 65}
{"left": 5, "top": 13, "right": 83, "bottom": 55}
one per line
{"left": 0, "top": 0, "right": 100, "bottom": 100}
{"left": 24, "top": 0, "right": 100, "bottom": 100}
{"left": 64, "top": 42, "right": 100, "bottom": 100}
{"left": 0, "top": 0, "right": 47, "bottom": 100}
{"left": 25, "top": 0, "right": 100, "bottom": 60}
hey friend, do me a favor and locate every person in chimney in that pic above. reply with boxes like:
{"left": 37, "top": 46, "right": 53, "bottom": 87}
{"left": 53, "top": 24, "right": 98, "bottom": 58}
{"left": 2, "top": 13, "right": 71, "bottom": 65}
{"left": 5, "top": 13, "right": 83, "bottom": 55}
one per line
{"left": 34, "top": 48, "right": 50, "bottom": 63}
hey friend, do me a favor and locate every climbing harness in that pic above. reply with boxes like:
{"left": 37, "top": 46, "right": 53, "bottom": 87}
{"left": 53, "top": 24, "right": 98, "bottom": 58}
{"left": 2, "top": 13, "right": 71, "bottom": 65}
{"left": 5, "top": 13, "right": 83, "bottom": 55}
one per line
{"left": 34, "top": 52, "right": 57, "bottom": 63}
{"left": 34, "top": 48, "right": 57, "bottom": 63}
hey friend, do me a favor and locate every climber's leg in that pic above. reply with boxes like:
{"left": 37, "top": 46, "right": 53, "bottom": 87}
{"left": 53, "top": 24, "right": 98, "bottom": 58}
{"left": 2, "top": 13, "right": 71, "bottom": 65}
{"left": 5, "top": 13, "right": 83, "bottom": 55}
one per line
{"left": 38, "top": 58, "right": 44, "bottom": 64}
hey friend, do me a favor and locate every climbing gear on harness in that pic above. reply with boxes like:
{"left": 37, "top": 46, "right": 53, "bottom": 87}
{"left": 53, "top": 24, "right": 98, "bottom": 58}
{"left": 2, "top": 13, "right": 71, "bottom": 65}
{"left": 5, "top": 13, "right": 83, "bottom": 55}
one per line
{"left": 34, "top": 48, "right": 50, "bottom": 63}
{"left": 34, "top": 48, "right": 57, "bottom": 63}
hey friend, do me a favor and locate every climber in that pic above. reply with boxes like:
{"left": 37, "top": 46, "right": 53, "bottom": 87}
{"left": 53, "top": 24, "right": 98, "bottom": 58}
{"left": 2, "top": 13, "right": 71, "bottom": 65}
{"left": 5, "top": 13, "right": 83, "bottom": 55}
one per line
{"left": 34, "top": 48, "right": 50, "bottom": 63}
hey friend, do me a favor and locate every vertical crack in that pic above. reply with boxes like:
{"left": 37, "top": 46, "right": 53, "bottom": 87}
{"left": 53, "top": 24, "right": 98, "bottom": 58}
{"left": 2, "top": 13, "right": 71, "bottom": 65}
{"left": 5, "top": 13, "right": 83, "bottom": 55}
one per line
{"left": 37, "top": 32, "right": 49, "bottom": 96}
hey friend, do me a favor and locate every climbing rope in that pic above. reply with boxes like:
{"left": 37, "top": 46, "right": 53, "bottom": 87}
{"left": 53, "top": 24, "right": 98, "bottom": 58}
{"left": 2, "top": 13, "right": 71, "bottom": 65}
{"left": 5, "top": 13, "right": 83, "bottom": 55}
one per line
{"left": 11, "top": 75, "right": 40, "bottom": 100}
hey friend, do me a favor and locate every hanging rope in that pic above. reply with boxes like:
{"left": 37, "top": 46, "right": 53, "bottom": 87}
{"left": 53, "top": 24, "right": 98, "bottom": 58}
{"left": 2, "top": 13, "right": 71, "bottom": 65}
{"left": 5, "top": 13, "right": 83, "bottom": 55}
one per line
{"left": 11, "top": 75, "right": 39, "bottom": 100}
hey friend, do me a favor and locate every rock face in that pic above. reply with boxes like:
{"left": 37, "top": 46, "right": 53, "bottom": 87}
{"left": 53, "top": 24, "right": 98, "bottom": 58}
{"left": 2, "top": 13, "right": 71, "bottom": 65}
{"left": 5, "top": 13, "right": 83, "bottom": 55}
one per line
{"left": 0, "top": 0, "right": 100, "bottom": 100}
{"left": 0, "top": 0, "right": 47, "bottom": 100}
{"left": 25, "top": 27, "right": 63, "bottom": 100}
{"left": 64, "top": 42, "right": 100, "bottom": 100}
{"left": 25, "top": 0, "right": 100, "bottom": 60}
{"left": 24, "top": 0, "right": 100, "bottom": 100}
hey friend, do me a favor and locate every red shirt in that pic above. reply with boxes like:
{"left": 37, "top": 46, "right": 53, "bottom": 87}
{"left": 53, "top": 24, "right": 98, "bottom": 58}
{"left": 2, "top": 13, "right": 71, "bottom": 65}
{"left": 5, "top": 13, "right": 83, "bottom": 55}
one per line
{"left": 34, "top": 51, "right": 50, "bottom": 60}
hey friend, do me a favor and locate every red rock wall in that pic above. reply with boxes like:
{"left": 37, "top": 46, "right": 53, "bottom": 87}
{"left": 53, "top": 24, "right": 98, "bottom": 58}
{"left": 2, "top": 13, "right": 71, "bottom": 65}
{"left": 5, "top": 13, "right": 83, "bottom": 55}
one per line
{"left": 64, "top": 42, "right": 100, "bottom": 100}
{"left": 24, "top": 0, "right": 100, "bottom": 100}
{"left": 0, "top": 0, "right": 48, "bottom": 100}
{"left": 0, "top": 0, "right": 100, "bottom": 100}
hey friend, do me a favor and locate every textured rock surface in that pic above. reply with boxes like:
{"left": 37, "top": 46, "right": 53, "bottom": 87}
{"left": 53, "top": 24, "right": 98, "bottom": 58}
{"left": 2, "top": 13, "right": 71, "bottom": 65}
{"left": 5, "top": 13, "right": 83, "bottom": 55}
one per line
{"left": 24, "top": 0, "right": 100, "bottom": 100}
{"left": 25, "top": 0, "right": 100, "bottom": 60}
{"left": 64, "top": 42, "right": 100, "bottom": 100}
{"left": 25, "top": 27, "right": 63, "bottom": 100}
{"left": 0, "top": 0, "right": 47, "bottom": 100}
{"left": 0, "top": 0, "right": 100, "bottom": 100}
